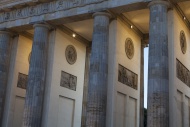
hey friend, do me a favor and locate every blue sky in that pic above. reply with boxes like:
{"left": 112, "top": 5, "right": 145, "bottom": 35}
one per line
{"left": 144, "top": 47, "right": 149, "bottom": 108}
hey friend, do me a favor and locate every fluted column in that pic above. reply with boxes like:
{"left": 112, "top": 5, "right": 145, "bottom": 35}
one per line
{"left": 147, "top": 1, "right": 169, "bottom": 127}
{"left": 0, "top": 31, "right": 11, "bottom": 126}
{"left": 22, "top": 24, "right": 50, "bottom": 127}
{"left": 86, "top": 12, "right": 111, "bottom": 127}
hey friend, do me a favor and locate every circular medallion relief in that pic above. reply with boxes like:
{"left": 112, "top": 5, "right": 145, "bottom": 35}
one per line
{"left": 65, "top": 45, "right": 77, "bottom": 65}
{"left": 125, "top": 38, "right": 134, "bottom": 59}
{"left": 180, "top": 30, "right": 187, "bottom": 54}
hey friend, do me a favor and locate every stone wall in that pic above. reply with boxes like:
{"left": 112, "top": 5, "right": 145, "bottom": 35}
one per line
{"left": 168, "top": 9, "right": 190, "bottom": 127}
{"left": 108, "top": 19, "right": 141, "bottom": 127}
{"left": 2, "top": 35, "right": 32, "bottom": 127}
{"left": 45, "top": 29, "right": 86, "bottom": 127}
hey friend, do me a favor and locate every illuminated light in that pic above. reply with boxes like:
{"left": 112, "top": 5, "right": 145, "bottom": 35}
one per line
{"left": 183, "top": 16, "right": 186, "bottom": 20}
{"left": 72, "top": 33, "right": 76, "bottom": 38}
{"left": 130, "top": 25, "right": 133, "bottom": 29}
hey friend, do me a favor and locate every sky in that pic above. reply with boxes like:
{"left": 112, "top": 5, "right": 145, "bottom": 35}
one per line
{"left": 144, "top": 47, "right": 149, "bottom": 108}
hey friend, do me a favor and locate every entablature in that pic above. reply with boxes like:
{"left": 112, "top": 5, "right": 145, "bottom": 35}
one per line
{"left": 0, "top": 0, "right": 55, "bottom": 12}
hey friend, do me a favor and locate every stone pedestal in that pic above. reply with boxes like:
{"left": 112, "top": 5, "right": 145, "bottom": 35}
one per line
{"left": 22, "top": 24, "right": 49, "bottom": 127}
{"left": 0, "top": 31, "right": 11, "bottom": 126}
{"left": 147, "top": 1, "right": 170, "bottom": 127}
{"left": 86, "top": 12, "right": 111, "bottom": 127}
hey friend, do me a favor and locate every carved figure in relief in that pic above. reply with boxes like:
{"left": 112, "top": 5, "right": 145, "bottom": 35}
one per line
{"left": 176, "top": 59, "right": 190, "bottom": 87}
{"left": 42, "top": 3, "right": 49, "bottom": 12}
{"left": 118, "top": 64, "right": 138, "bottom": 90}
{"left": 4, "top": 13, "right": 10, "bottom": 20}
{"left": 65, "top": 45, "right": 77, "bottom": 65}
{"left": 17, "top": 9, "right": 22, "bottom": 17}
{"left": 29, "top": 7, "right": 35, "bottom": 15}
{"left": 60, "top": 71, "right": 77, "bottom": 91}
{"left": 180, "top": 30, "right": 187, "bottom": 54}
{"left": 125, "top": 38, "right": 134, "bottom": 59}
{"left": 17, "top": 73, "right": 28, "bottom": 89}
{"left": 73, "top": 0, "right": 80, "bottom": 5}
{"left": 57, "top": 1, "right": 63, "bottom": 9}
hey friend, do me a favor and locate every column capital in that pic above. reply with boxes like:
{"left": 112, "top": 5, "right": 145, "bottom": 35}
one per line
{"left": 148, "top": 0, "right": 170, "bottom": 8}
{"left": 33, "top": 24, "right": 51, "bottom": 30}
{"left": 92, "top": 12, "right": 112, "bottom": 19}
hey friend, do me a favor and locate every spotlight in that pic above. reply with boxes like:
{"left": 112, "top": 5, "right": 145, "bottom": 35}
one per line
{"left": 183, "top": 16, "right": 186, "bottom": 20}
{"left": 72, "top": 33, "right": 76, "bottom": 38}
{"left": 130, "top": 25, "right": 133, "bottom": 29}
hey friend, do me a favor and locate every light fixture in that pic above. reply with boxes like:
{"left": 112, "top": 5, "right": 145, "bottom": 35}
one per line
{"left": 130, "top": 25, "right": 133, "bottom": 29}
{"left": 183, "top": 16, "right": 186, "bottom": 20}
{"left": 72, "top": 33, "right": 76, "bottom": 38}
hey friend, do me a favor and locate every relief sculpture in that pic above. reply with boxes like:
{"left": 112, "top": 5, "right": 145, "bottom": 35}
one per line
{"left": 65, "top": 45, "right": 77, "bottom": 65}
{"left": 118, "top": 64, "right": 138, "bottom": 90}
{"left": 125, "top": 38, "right": 135, "bottom": 59}
{"left": 176, "top": 59, "right": 190, "bottom": 87}
{"left": 0, "top": 0, "right": 107, "bottom": 23}
{"left": 180, "top": 30, "right": 187, "bottom": 54}
{"left": 60, "top": 71, "right": 77, "bottom": 91}
{"left": 17, "top": 73, "right": 28, "bottom": 89}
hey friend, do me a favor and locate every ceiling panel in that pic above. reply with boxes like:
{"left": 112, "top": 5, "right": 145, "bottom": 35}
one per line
{"left": 178, "top": 1, "right": 190, "bottom": 21}
{"left": 64, "top": 19, "right": 93, "bottom": 41}
{"left": 123, "top": 9, "right": 150, "bottom": 34}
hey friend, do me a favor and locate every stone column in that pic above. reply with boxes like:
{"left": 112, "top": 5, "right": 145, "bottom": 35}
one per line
{"left": 86, "top": 12, "right": 111, "bottom": 127}
{"left": 22, "top": 24, "right": 50, "bottom": 127}
{"left": 147, "top": 1, "right": 169, "bottom": 127}
{"left": 0, "top": 31, "right": 11, "bottom": 126}
{"left": 140, "top": 41, "right": 145, "bottom": 127}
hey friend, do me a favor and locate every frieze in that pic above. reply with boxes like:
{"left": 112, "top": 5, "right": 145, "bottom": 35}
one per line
{"left": 118, "top": 64, "right": 138, "bottom": 90}
{"left": 17, "top": 73, "right": 28, "bottom": 89}
{"left": 0, "top": 0, "right": 107, "bottom": 23}
{"left": 176, "top": 59, "right": 190, "bottom": 87}
{"left": 60, "top": 71, "right": 77, "bottom": 91}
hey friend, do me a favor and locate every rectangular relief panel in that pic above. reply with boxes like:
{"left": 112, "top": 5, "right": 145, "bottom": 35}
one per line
{"left": 176, "top": 59, "right": 190, "bottom": 87}
{"left": 57, "top": 96, "right": 75, "bottom": 127}
{"left": 176, "top": 90, "right": 183, "bottom": 127}
{"left": 60, "top": 71, "right": 77, "bottom": 91}
{"left": 118, "top": 64, "right": 138, "bottom": 90}
{"left": 128, "top": 97, "right": 137, "bottom": 127}
{"left": 17, "top": 73, "right": 28, "bottom": 89}
{"left": 115, "top": 92, "right": 126, "bottom": 127}
{"left": 12, "top": 96, "right": 25, "bottom": 127}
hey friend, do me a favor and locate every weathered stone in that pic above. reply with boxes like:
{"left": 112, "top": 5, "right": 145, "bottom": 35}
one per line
{"left": 147, "top": 1, "right": 170, "bottom": 127}
{"left": 140, "top": 42, "right": 145, "bottom": 127}
{"left": 86, "top": 12, "right": 111, "bottom": 127}
{"left": 22, "top": 24, "right": 49, "bottom": 127}
{"left": 0, "top": 31, "right": 11, "bottom": 126}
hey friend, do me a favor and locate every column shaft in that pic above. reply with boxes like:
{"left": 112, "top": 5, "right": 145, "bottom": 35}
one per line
{"left": 140, "top": 42, "right": 145, "bottom": 127}
{"left": 22, "top": 24, "right": 49, "bottom": 127}
{"left": 0, "top": 31, "right": 11, "bottom": 126}
{"left": 86, "top": 12, "right": 110, "bottom": 127}
{"left": 147, "top": 1, "right": 169, "bottom": 127}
